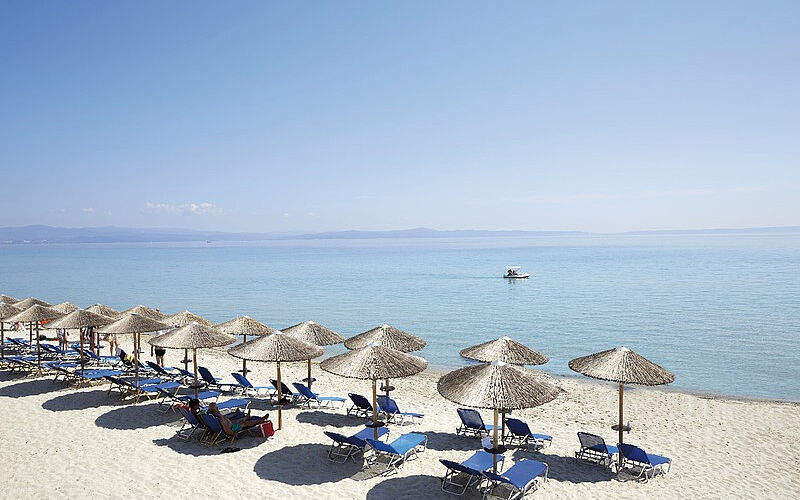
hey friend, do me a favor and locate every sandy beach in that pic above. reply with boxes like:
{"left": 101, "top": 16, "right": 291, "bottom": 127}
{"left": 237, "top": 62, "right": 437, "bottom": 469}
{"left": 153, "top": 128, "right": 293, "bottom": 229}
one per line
{"left": 1, "top": 336, "right": 798, "bottom": 500}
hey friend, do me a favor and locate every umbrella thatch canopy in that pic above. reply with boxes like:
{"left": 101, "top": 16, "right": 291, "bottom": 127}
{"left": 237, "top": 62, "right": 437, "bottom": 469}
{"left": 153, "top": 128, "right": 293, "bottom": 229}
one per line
{"left": 86, "top": 304, "right": 121, "bottom": 318}
{"left": 282, "top": 320, "right": 345, "bottom": 390}
{"left": 0, "top": 295, "right": 19, "bottom": 304}
{"left": 216, "top": 316, "right": 277, "bottom": 376}
{"left": 460, "top": 336, "right": 548, "bottom": 365}
{"left": 229, "top": 332, "right": 323, "bottom": 430}
{"left": 344, "top": 324, "right": 426, "bottom": 352}
{"left": 438, "top": 361, "right": 562, "bottom": 471}
{"left": 8, "top": 304, "right": 64, "bottom": 372}
{"left": 149, "top": 322, "right": 235, "bottom": 397}
{"left": 15, "top": 297, "right": 51, "bottom": 309}
{"left": 48, "top": 309, "right": 115, "bottom": 377}
{"left": 52, "top": 302, "right": 80, "bottom": 314}
{"left": 121, "top": 305, "right": 166, "bottom": 321}
{"left": 569, "top": 346, "right": 675, "bottom": 447}
{"left": 322, "top": 343, "right": 427, "bottom": 438}
{"left": 164, "top": 311, "right": 214, "bottom": 371}
{"left": 0, "top": 301, "right": 21, "bottom": 359}
{"left": 100, "top": 313, "right": 170, "bottom": 392}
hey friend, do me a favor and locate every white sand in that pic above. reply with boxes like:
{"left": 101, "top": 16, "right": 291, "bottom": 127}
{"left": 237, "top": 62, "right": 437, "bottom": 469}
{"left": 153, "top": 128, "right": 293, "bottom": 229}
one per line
{"left": 1, "top": 337, "right": 798, "bottom": 499}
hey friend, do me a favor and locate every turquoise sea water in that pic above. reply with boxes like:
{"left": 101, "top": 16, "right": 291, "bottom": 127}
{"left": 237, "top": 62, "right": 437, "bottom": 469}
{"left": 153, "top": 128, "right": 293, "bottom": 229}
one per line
{"left": 2, "top": 233, "right": 798, "bottom": 401}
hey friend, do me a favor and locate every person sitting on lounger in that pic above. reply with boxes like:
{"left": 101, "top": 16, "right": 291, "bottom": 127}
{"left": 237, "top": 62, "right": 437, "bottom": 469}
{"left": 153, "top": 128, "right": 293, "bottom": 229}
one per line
{"left": 207, "top": 402, "right": 270, "bottom": 435}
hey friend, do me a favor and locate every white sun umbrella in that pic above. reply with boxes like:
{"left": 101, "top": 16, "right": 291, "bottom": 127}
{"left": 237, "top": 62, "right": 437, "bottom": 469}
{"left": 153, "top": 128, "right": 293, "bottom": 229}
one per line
{"left": 228, "top": 331, "right": 323, "bottom": 431}
{"left": 282, "top": 320, "right": 345, "bottom": 390}
{"left": 8, "top": 305, "right": 64, "bottom": 373}
{"left": 149, "top": 322, "right": 235, "bottom": 398}
{"left": 215, "top": 316, "right": 276, "bottom": 376}
{"left": 0, "top": 302, "right": 21, "bottom": 360}
{"left": 99, "top": 313, "right": 169, "bottom": 393}
{"left": 438, "top": 361, "right": 562, "bottom": 472}
{"left": 321, "top": 342, "right": 427, "bottom": 439}
{"left": 164, "top": 311, "right": 214, "bottom": 372}
{"left": 49, "top": 309, "right": 116, "bottom": 377}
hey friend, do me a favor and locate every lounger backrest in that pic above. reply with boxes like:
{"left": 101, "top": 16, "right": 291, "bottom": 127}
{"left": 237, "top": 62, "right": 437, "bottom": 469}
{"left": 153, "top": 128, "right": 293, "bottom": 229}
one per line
{"left": 270, "top": 380, "right": 293, "bottom": 396}
{"left": 578, "top": 432, "right": 606, "bottom": 451}
{"left": 348, "top": 393, "right": 372, "bottom": 410}
{"left": 231, "top": 372, "right": 252, "bottom": 388}
{"left": 324, "top": 431, "right": 364, "bottom": 448}
{"left": 365, "top": 438, "right": 396, "bottom": 454}
{"left": 505, "top": 418, "right": 531, "bottom": 437}
{"left": 177, "top": 405, "right": 200, "bottom": 426}
{"left": 440, "top": 459, "right": 477, "bottom": 475}
{"left": 376, "top": 396, "right": 400, "bottom": 414}
{"left": 502, "top": 459, "right": 547, "bottom": 490}
{"left": 201, "top": 413, "right": 224, "bottom": 434}
{"left": 146, "top": 361, "right": 165, "bottom": 374}
{"left": 293, "top": 382, "right": 315, "bottom": 399}
{"left": 457, "top": 408, "right": 485, "bottom": 430}
{"left": 618, "top": 443, "right": 650, "bottom": 464}
{"left": 198, "top": 366, "right": 217, "bottom": 385}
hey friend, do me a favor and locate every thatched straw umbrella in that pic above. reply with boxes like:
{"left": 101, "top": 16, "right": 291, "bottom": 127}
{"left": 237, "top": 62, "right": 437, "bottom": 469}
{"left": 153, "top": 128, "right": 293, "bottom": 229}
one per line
{"left": 99, "top": 313, "right": 169, "bottom": 394}
{"left": 14, "top": 298, "right": 52, "bottom": 342}
{"left": 49, "top": 309, "right": 115, "bottom": 377}
{"left": 149, "top": 322, "right": 235, "bottom": 398}
{"left": 461, "top": 336, "right": 549, "bottom": 439}
{"left": 282, "top": 320, "right": 344, "bottom": 390}
{"left": 8, "top": 305, "right": 64, "bottom": 373}
{"left": 86, "top": 304, "right": 121, "bottom": 318}
{"left": 0, "top": 302, "right": 21, "bottom": 359}
{"left": 321, "top": 343, "right": 427, "bottom": 439}
{"left": 569, "top": 346, "right": 675, "bottom": 448}
{"left": 229, "top": 332, "right": 323, "bottom": 431}
{"left": 122, "top": 305, "right": 167, "bottom": 356}
{"left": 52, "top": 302, "right": 80, "bottom": 314}
{"left": 345, "top": 324, "right": 426, "bottom": 399}
{"left": 438, "top": 361, "right": 562, "bottom": 472}
{"left": 0, "top": 295, "right": 19, "bottom": 304}
{"left": 165, "top": 311, "right": 213, "bottom": 370}
{"left": 216, "top": 316, "right": 275, "bottom": 376}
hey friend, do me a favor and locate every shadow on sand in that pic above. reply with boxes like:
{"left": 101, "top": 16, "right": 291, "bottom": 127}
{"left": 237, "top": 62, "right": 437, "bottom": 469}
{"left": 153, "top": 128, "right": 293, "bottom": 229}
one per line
{"left": 421, "top": 431, "right": 484, "bottom": 452}
{"left": 95, "top": 402, "right": 180, "bottom": 430}
{"left": 366, "top": 475, "right": 443, "bottom": 500}
{"left": 254, "top": 443, "right": 365, "bottom": 484}
{"left": 42, "top": 389, "right": 126, "bottom": 412}
{"left": 0, "top": 378, "right": 63, "bottom": 398}
{"left": 296, "top": 410, "right": 363, "bottom": 429}
{"left": 509, "top": 448, "right": 616, "bottom": 483}
{"left": 153, "top": 434, "right": 267, "bottom": 457}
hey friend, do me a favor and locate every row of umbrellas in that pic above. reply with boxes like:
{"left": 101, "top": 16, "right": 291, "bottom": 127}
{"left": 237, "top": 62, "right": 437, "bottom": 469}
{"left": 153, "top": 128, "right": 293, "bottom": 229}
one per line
{"left": 0, "top": 294, "right": 675, "bottom": 453}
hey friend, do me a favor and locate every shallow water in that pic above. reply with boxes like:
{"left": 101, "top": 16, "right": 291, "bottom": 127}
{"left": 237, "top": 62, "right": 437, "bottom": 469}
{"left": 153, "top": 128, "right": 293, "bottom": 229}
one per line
{"left": 2, "top": 233, "right": 798, "bottom": 400}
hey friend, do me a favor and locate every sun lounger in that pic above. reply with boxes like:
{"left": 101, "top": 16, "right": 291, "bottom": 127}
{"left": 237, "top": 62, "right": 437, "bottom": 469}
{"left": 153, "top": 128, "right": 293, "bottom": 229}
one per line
{"left": 324, "top": 426, "right": 390, "bottom": 462}
{"left": 440, "top": 450, "right": 504, "bottom": 495}
{"left": 199, "top": 412, "right": 267, "bottom": 446}
{"left": 377, "top": 396, "right": 424, "bottom": 425}
{"left": 365, "top": 432, "right": 428, "bottom": 475}
{"left": 616, "top": 443, "right": 671, "bottom": 482}
{"left": 292, "top": 382, "right": 346, "bottom": 409}
{"left": 575, "top": 432, "right": 618, "bottom": 466}
{"left": 270, "top": 379, "right": 300, "bottom": 403}
{"left": 105, "top": 375, "right": 165, "bottom": 397}
{"left": 347, "top": 393, "right": 374, "bottom": 418}
{"left": 230, "top": 372, "right": 275, "bottom": 396}
{"left": 481, "top": 459, "right": 548, "bottom": 499}
{"left": 146, "top": 361, "right": 192, "bottom": 382}
{"left": 503, "top": 418, "right": 552, "bottom": 450}
{"left": 456, "top": 408, "right": 501, "bottom": 437}
{"left": 175, "top": 404, "right": 205, "bottom": 440}
{"left": 158, "top": 386, "right": 221, "bottom": 410}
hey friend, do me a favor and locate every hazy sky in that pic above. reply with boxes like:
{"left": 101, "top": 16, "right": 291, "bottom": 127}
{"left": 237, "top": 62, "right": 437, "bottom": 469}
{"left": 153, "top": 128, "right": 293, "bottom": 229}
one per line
{"left": 1, "top": 1, "right": 798, "bottom": 233}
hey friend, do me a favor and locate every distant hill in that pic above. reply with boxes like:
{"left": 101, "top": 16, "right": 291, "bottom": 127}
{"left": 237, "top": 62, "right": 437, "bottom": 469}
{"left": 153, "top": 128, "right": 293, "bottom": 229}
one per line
{"left": 0, "top": 225, "right": 797, "bottom": 244}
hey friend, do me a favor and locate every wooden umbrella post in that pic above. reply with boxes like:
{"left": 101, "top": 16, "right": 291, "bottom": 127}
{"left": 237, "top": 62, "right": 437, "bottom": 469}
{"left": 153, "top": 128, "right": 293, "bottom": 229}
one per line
{"left": 307, "top": 359, "right": 312, "bottom": 391}
{"left": 35, "top": 321, "right": 42, "bottom": 374}
{"left": 276, "top": 361, "right": 283, "bottom": 430}
{"left": 28, "top": 322, "right": 33, "bottom": 343}
{"left": 134, "top": 332, "right": 140, "bottom": 402}
{"left": 80, "top": 331, "right": 85, "bottom": 377}
{"left": 492, "top": 408, "right": 499, "bottom": 472}
{"left": 193, "top": 349, "right": 199, "bottom": 399}
{"left": 618, "top": 382, "right": 624, "bottom": 447}
{"left": 1, "top": 321, "right": 5, "bottom": 359}
{"left": 183, "top": 348, "right": 190, "bottom": 372}
{"left": 241, "top": 333, "right": 248, "bottom": 375}
{"left": 500, "top": 409, "right": 506, "bottom": 441}
{"left": 372, "top": 378, "right": 379, "bottom": 440}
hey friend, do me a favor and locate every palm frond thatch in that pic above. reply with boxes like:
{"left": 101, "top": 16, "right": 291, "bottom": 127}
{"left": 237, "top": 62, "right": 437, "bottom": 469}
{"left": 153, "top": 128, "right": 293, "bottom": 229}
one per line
{"left": 343, "top": 324, "right": 426, "bottom": 353}
{"left": 321, "top": 344, "right": 427, "bottom": 380}
{"left": 48, "top": 309, "right": 114, "bottom": 330}
{"left": 148, "top": 322, "right": 234, "bottom": 349}
{"left": 99, "top": 313, "right": 168, "bottom": 335}
{"left": 0, "top": 302, "right": 21, "bottom": 320}
{"left": 86, "top": 304, "right": 121, "bottom": 318}
{"left": 568, "top": 346, "right": 675, "bottom": 386}
{"left": 460, "top": 336, "right": 548, "bottom": 365}
{"left": 0, "top": 295, "right": 19, "bottom": 304}
{"left": 14, "top": 297, "right": 52, "bottom": 309}
{"left": 437, "top": 361, "right": 562, "bottom": 410}
{"left": 164, "top": 310, "right": 213, "bottom": 327}
{"left": 228, "top": 332, "right": 323, "bottom": 362}
{"left": 52, "top": 302, "right": 80, "bottom": 314}
{"left": 282, "top": 320, "right": 344, "bottom": 346}
{"left": 215, "top": 316, "right": 275, "bottom": 337}
{"left": 120, "top": 305, "right": 166, "bottom": 320}
{"left": 8, "top": 304, "right": 63, "bottom": 323}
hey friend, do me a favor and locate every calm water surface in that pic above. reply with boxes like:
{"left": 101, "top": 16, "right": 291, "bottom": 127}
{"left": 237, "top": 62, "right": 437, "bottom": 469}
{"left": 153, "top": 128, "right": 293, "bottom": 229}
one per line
{"left": 2, "top": 233, "right": 798, "bottom": 400}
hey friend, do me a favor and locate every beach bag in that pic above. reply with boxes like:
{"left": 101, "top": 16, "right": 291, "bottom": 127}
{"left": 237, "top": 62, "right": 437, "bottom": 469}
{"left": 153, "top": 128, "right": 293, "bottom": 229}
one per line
{"left": 259, "top": 421, "right": 274, "bottom": 438}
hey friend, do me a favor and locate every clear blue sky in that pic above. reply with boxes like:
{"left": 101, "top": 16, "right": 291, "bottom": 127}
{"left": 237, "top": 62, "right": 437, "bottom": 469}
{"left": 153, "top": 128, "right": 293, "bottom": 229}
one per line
{"left": 1, "top": 1, "right": 798, "bottom": 232}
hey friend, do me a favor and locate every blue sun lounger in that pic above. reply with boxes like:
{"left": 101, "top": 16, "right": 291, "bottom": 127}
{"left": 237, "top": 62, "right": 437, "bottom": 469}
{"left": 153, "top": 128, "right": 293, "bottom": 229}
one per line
{"left": 504, "top": 418, "right": 552, "bottom": 450}
{"left": 377, "top": 396, "right": 424, "bottom": 425}
{"left": 230, "top": 372, "right": 275, "bottom": 397}
{"left": 481, "top": 459, "right": 548, "bottom": 499}
{"left": 456, "top": 408, "right": 501, "bottom": 437}
{"left": 347, "top": 393, "right": 374, "bottom": 418}
{"left": 175, "top": 404, "right": 204, "bottom": 440}
{"left": 197, "top": 366, "right": 239, "bottom": 392}
{"left": 440, "top": 450, "right": 504, "bottom": 495}
{"left": 324, "top": 426, "right": 390, "bottom": 463}
{"left": 365, "top": 432, "right": 428, "bottom": 475}
{"left": 617, "top": 443, "right": 671, "bottom": 482}
{"left": 575, "top": 432, "right": 618, "bottom": 466}
{"left": 270, "top": 379, "right": 300, "bottom": 403}
{"left": 292, "top": 382, "right": 346, "bottom": 409}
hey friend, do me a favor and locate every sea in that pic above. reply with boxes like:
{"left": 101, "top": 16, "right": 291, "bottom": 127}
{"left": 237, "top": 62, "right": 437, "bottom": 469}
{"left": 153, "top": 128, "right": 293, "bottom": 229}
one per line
{"left": 2, "top": 233, "right": 798, "bottom": 401}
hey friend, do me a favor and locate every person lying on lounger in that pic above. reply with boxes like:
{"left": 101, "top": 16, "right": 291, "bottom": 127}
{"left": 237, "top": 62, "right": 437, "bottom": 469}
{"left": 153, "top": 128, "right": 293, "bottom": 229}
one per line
{"left": 207, "top": 403, "right": 270, "bottom": 435}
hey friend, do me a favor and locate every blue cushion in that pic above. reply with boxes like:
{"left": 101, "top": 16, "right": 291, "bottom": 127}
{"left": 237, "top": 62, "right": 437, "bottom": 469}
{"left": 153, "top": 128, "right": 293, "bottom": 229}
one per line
{"left": 647, "top": 453, "right": 671, "bottom": 467}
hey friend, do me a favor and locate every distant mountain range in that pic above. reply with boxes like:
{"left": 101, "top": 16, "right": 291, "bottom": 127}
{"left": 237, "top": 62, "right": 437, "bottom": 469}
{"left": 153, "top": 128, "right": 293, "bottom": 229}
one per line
{"left": 0, "top": 225, "right": 797, "bottom": 244}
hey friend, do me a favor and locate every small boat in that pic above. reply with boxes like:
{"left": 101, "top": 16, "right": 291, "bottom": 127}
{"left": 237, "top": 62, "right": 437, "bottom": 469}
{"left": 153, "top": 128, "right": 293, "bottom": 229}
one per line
{"left": 503, "top": 266, "right": 530, "bottom": 279}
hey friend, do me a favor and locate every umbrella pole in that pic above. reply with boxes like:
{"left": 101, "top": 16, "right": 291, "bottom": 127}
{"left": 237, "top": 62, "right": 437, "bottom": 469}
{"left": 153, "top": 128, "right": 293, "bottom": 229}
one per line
{"left": 372, "top": 378, "right": 378, "bottom": 440}
{"left": 193, "top": 349, "right": 199, "bottom": 399}
{"left": 492, "top": 408, "right": 499, "bottom": 473}
{"left": 242, "top": 333, "right": 247, "bottom": 375}
{"left": 500, "top": 409, "right": 506, "bottom": 441}
{"left": 134, "top": 332, "right": 140, "bottom": 402}
{"left": 384, "top": 377, "right": 391, "bottom": 399}
{"left": 28, "top": 322, "right": 33, "bottom": 343}
{"left": 80, "top": 331, "right": 85, "bottom": 377}
{"left": 307, "top": 359, "right": 312, "bottom": 390}
{"left": 35, "top": 322, "right": 42, "bottom": 374}
{"left": 277, "top": 361, "right": 282, "bottom": 431}
{"left": 184, "top": 348, "right": 189, "bottom": 372}
{"left": 1, "top": 321, "right": 5, "bottom": 359}
{"left": 618, "top": 382, "right": 624, "bottom": 446}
